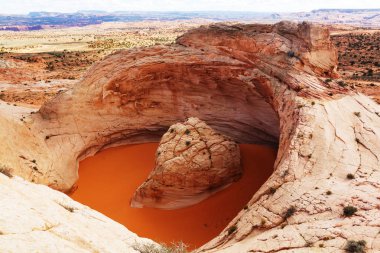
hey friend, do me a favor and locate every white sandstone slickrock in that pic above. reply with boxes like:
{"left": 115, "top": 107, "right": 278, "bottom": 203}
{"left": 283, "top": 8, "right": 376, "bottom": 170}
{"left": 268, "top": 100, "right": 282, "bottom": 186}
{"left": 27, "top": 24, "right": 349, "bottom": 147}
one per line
{"left": 0, "top": 172, "right": 155, "bottom": 253}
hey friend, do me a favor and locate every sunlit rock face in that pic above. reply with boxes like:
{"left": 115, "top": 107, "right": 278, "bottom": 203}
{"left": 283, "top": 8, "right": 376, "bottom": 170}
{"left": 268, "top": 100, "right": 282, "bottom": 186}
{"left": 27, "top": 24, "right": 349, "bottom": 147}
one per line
{"left": 131, "top": 117, "right": 242, "bottom": 209}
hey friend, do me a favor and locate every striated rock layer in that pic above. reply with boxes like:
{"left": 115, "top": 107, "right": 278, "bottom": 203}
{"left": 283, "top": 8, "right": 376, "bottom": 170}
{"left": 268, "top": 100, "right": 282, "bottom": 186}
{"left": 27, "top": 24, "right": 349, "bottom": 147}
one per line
{"left": 131, "top": 117, "right": 242, "bottom": 209}
{"left": 0, "top": 21, "right": 379, "bottom": 252}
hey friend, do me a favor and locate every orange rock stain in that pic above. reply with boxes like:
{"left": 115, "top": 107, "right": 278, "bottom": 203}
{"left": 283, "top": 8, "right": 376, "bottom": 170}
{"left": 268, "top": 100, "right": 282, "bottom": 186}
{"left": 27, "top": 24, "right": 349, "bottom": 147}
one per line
{"left": 70, "top": 143, "right": 277, "bottom": 249}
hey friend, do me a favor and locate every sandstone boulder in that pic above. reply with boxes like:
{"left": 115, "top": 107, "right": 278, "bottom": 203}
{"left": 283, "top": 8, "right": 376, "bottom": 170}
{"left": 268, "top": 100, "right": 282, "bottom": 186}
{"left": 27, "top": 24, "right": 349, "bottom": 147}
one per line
{"left": 131, "top": 117, "right": 241, "bottom": 209}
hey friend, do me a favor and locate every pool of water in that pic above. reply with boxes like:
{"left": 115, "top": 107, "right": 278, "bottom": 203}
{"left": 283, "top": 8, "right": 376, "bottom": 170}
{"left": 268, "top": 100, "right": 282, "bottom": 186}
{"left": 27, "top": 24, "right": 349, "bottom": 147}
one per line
{"left": 70, "top": 143, "right": 277, "bottom": 249}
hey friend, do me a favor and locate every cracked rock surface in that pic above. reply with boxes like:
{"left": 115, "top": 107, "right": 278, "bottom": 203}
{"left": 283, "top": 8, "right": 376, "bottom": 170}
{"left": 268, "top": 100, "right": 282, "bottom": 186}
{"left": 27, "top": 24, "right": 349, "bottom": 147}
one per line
{"left": 198, "top": 93, "right": 380, "bottom": 253}
{"left": 131, "top": 117, "right": 241, "bottom": 209}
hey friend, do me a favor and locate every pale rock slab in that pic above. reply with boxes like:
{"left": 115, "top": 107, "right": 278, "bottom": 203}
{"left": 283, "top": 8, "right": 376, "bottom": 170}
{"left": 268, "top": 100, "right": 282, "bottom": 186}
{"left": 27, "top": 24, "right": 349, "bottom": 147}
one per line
{"left": 0, "top": 173, "right": 155, "bottom": 253}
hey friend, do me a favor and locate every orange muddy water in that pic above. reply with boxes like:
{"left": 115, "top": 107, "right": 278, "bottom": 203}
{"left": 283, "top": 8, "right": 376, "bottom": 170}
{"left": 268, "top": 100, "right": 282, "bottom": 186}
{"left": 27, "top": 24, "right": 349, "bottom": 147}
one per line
{"left": 70, "top": 143, "right": 277, "bottom": 249}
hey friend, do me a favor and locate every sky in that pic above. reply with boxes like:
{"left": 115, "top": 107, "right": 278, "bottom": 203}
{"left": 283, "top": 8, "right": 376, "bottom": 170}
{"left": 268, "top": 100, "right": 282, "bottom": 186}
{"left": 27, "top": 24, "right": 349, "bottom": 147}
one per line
{"left": 1, "top": 0, "right": 380, "bottom": 14}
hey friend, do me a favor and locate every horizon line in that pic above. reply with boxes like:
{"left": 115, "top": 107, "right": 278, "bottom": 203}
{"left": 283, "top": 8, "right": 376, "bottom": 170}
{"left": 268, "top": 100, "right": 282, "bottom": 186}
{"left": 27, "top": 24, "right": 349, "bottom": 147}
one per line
{"left": 1, "top": 8, "right": 380, "bottom": 16}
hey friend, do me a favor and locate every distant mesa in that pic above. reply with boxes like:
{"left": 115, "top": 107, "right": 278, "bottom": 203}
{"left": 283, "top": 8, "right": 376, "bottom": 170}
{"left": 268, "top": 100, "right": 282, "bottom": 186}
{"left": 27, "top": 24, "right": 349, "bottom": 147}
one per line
{"left": 28, "top": 12, "right": 63, "bottom": 17}
{"left": 0, "top": 9, "right": 379, "bottom": 30}
{"left": 0, "top": 25, "right": 43, "bottom": 31}
{"left": 312, "top": 8, "right": 380, "bottom": 13}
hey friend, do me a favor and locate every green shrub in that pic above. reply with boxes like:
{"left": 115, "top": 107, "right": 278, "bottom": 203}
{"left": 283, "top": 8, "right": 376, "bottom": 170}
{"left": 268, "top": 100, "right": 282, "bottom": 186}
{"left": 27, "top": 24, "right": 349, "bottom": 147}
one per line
{"left": 338, "top": 81, "right": 347, "bottom": 87}
{"left": 269, "top": 187, "right": 277, "bottom": 194}
{"left": 284, "top": 206, "right": 296, "bottom": 219}
{"left": 227, "top": 225, "right": 237, "bottom": 235}
{"left": 345, "top": 240, "right": 366, "bottom": 253}
{"left": 287, "top": 51, "right": 295, "bottom": 58}
{"left": 343, "top": 206, "right": 358, "bottom": 217}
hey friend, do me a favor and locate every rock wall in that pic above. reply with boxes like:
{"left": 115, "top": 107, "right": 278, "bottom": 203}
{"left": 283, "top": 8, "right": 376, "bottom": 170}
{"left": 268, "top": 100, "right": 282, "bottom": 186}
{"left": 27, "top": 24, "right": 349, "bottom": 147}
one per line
{"left": 198, "top": 93, "right": 380, "bottom": 252}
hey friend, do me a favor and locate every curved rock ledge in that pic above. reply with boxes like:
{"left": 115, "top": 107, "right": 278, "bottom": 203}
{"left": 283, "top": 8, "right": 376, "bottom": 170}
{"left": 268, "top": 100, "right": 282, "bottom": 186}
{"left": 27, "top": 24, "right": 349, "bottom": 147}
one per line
{"left": 0, "top": 21, "right": 379, "bottom": 252}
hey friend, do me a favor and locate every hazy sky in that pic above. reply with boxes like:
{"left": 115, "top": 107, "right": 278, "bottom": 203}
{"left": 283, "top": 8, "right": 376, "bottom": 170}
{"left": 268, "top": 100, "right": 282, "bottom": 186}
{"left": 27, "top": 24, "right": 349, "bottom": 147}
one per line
{"left": 1, "top": 0, "right": 380, "bottom": 14}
